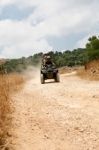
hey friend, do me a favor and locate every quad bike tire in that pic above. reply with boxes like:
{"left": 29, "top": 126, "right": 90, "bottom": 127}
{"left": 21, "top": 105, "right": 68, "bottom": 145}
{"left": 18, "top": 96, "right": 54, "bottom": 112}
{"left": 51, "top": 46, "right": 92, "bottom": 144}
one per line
{"left": 41, "top": 74, "right": 45, "bottom": 84}
{"left": 55, "top": 73, "right": 60, "bottom": 82}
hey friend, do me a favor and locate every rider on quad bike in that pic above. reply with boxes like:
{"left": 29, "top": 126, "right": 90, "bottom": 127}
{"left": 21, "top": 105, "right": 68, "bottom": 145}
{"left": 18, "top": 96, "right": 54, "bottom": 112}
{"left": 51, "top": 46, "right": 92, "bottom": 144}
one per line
{"left": 43, "top": 55, "right": 54, "bottom": 66}
{"left": 40, "top": 54, "right": 60, "bottom": 84}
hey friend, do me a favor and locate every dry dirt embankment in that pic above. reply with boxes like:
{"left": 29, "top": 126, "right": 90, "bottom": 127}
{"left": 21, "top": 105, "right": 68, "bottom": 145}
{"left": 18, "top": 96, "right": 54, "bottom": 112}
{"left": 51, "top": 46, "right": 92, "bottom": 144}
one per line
{"left": 78, "top": 60, "right": 99, "bottom": 80}
{"left": 9, "top": 70, "right": 99, "bottom": 150}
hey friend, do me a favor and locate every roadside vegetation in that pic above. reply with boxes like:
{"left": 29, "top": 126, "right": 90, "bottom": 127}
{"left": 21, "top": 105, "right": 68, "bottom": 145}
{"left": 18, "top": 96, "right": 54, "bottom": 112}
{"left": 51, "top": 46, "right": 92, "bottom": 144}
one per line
{"left": 1, "top": 48, "right": 86, "bottom": 73}
{"left": 0, "top": 71, "right": 24, "bottom": 149}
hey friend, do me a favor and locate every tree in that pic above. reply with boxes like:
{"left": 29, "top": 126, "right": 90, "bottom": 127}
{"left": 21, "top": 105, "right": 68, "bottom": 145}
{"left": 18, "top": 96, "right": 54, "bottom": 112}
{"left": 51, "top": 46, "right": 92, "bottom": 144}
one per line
{"left": 86, "top": 36, "right": 99, "bottom": 61}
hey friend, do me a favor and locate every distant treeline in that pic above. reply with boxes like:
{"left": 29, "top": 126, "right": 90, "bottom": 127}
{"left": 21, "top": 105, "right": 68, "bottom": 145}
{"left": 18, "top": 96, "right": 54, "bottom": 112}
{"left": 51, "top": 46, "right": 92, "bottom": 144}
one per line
{"left": 0, "top": 35, "right": 99, "bottom": 73}
{"left": 0, "top": 48, "right": 86, "bottom": 73}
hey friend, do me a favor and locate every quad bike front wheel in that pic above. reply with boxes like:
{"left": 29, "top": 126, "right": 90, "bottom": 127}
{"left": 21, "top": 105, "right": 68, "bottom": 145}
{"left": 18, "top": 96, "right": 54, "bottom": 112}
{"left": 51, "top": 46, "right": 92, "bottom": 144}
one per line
{"left": 41, "top": 74, "right": 45, "bottom": 84}
{"left": 55, "top": 73, "right": 60, "bottom": 82}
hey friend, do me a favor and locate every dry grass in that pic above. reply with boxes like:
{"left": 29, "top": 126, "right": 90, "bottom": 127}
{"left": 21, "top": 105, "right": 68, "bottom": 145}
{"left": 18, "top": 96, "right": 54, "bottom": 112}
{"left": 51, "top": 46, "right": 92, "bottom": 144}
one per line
{"left": 77, "top": 68, "right": 99, "bottom": 81}
{"left": 0, "top": 73, "right": 24, "bottom": 149}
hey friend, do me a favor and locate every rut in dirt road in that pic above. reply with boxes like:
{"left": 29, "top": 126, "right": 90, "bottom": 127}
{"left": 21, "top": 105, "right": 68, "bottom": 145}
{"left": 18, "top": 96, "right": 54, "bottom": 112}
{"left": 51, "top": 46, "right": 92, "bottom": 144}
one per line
{"left": 9, "top": 72, "right": 99, "bottom": 150}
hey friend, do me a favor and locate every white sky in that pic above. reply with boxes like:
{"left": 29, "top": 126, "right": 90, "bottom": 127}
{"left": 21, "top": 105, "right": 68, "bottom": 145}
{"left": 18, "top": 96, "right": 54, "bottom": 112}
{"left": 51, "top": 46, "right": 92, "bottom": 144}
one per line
{"left": 0, "top": 0, "right": 99, "bottom": 58}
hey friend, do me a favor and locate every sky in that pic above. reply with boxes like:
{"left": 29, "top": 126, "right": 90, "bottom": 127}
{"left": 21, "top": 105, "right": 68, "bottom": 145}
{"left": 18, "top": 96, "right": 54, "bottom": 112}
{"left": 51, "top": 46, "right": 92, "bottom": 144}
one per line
{"left": 0, "top": 0, "right": 99, "bottom": 58}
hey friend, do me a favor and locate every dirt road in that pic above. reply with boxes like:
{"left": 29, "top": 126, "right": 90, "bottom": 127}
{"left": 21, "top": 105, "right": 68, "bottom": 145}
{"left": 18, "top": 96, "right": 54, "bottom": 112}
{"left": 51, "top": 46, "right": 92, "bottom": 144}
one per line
{"left": 10, "top": 71, "right": 99, "bottom": 150}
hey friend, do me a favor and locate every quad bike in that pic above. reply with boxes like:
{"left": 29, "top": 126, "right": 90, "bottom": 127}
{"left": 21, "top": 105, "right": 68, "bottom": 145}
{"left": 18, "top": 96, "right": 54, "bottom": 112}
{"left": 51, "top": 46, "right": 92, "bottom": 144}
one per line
{"left": 40, "top": 64, "right": 60, "bottom": 84}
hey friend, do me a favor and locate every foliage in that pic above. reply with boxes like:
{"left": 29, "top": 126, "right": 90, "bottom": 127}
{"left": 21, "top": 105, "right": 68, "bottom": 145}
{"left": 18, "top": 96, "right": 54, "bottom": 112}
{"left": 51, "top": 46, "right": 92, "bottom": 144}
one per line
{"left": 0, "top": 49, "right": 86, "bottom": 73}
{"left": 86, "top": 36, "right": 99, "bottom": 61}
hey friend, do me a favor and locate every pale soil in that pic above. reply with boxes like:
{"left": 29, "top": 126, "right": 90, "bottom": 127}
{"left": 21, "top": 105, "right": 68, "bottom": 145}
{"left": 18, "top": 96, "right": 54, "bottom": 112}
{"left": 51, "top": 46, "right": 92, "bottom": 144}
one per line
{"left": 9, "top": 71, "right": 99, "bottom": 150}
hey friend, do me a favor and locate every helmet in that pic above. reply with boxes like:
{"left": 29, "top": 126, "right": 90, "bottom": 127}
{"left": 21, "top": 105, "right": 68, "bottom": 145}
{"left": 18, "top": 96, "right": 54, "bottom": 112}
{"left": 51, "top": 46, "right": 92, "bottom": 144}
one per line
{"left": 46, "top": 55, "right": 51, "bottom": 60}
